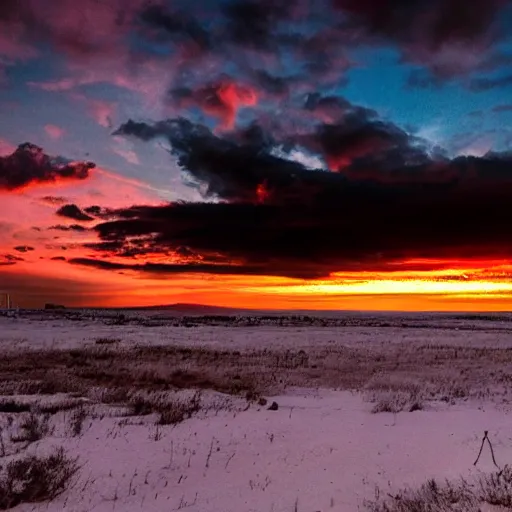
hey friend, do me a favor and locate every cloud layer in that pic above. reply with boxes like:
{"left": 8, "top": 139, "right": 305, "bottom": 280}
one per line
{"left": 0, "top": 143, "right": 95, "bottom": 191}
{"left": 82, "top": 106, "right": 512, "bottom": 279}
{"left": 3, "top": 0, "right": 512, "bottom": 308}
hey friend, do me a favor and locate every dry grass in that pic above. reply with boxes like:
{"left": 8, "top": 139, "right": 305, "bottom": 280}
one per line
{"left": 94, "top": 337, "right": 120, "bottom": 345}
{"left": 0, "top": 342, "right": 511, "bottom": 412}
{"left": 68, "top": 406, "right": 87, "bottom": 437}
{"left": 366, "top": 466, "right": 512, "bottom": 511}
{"left": 478, "top": 465, "right": 512, "bottom": 507}
{"left": 369, "top": 391, "right": 424, "bottom": 414}
{"left": 0, "top": 400, "right": 31, "bottom": 413}
{"left": 0, "top": 448, "right": 78, "bottom": 509}
{"left": 129, "top": 391, "right": 202, "bottom": 425}
{"left": 365, "top": 376, "right": 426, "bottom": 413}
{"left": 366, "top": 478, "right": 477, "bottom": 511}
{"left": 12, "top": 413, "right": 51, "bottom": 443}
{"left": 35, "top": 399, "right": 85, "bottom": 415}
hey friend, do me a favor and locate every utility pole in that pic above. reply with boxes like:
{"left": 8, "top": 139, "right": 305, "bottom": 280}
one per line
{"left": 1, "top": 292, "right": 11, "bottom": 309}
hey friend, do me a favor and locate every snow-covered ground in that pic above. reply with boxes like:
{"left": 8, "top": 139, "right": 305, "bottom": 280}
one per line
{"left": 2, "top": 310, "right": 512, "bottom": 352}
{"left": 4, "top": 391, "right": 512, "bottom": 512}
{"left": 1, "top": 311, "right": 512, "bottom": 511}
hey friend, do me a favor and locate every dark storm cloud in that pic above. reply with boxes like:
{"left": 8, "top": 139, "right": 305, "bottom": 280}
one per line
{"left": 139, "top": 4, "right": 212, "bottom": 53}
{"left": 334, "top": 0, "right": 506, "bottom": 49}
{"left": 114, "top": 103, "right": 446, "bottom": 199}
{"left": 41, "top": 196, "right": 68, "bottom": 205}
{"left": 0, "top": 254, "right": 24, "bottom": 265}
{"left": 139, "top": 0, "right": 353, "bottom": 97}
{"left": 333, "top": 0, "right": 509, "bottom": 78}
{"left": 69, "top": 257, "right": 321, "bottom": 278}
{"left": 82, "top": 205, "right": 115, "bottom": 219}
{"left": 0, "top": 143, "right": 95, "bottom": 191}
{"left": 49, "top": 224, "right": 88, "bottom": 232}
{"left": 249, "top": 70, "right": 290, "bottom": 97}
{"left": 296, "top": 96, "right": 443, "bottom": 170}
{"left": 56, "top": 204, "right": 94, "bottom": 222}
{"left": 13, "top": 246, "right": 34, "bottom": 253}
{"left": 220, "top": 0, "right": 302, "bottom": 50}
{"left": 84, "top": 170, "right": 512, "bottom": 278}
{"left": 304, "top": 93, "right": 351, "bottom": 116}
{"left": 115, "top": 117, "right": 315, "bottom": 203}
{"left": 101, "top": 113, "right": 512, "bottom": 279}
{"left": 136, "top": 0, "right": 510, "bottom": 113}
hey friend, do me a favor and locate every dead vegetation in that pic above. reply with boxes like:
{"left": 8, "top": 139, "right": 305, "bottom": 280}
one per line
{"left": 365, "top": 478, "right": 477, "bottom": 511}
{"left": 366, "top": 466, "right": 512, "bottom": 511}
{"left": 0, "top": 341, "right": 512, "bottom": 416}
{"left": 478, "top": 465, "right": 512, "bottom": 507}
{"left": 68, "top": 406, "right": 87, "bottom": 437}
{"left": 94, "top": 337, "right": 120, "bottom": 345}
{"left": 12, "top": 413, "right": 51, "bottom": 444}
{"left": 0, "top": 400, "right": 31, "bottom": 413}
{"left": 129, "top": 391, "right": 202, "bottom": 425}
{"left": 0, "top": 448, "right": 78, "bottom": 510}
{"left": 365, "top": 376, "right": 426, "bottom": 413}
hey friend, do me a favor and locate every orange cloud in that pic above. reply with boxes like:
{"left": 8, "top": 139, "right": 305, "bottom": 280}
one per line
{"left": 0, "top": 160, "right": 164, "bottom": 299}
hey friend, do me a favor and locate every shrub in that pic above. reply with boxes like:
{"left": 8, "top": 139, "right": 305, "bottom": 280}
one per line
{"left": 366, "top": 468, "right": 512, "bottom": 511}
{"left": 130, "top": 396, "right": 155, "bottom": 416}
{"left": 12, "top": 413, "right": 50, "bottom": 443}
{"left": 69, "top": 407, "right": 87, "bottom": 437}
{"left": 158, "top": 392, "right": 201, "bottom": 425}
{"left": 129, "top": 392, "right": 202, "bottom": 425}
{"left": 478, "top": 465, "right": 512, "bottom": 507}
{"left": 94, "top": 338, "right": 120, "bottom": 345}
{"left": 0, "top": 400, "right": 31, "bottom": 413}
{"left": 0, "top": 448, "right": 78, "bottom": 509}
{"left": 369, "top": 390, "right": 424, "bottom": 414}
{"left": 36, "top": 399, "right": 83, "bottom": 415}
{"left": 366, "top": 478, "right": 476, "bottom": 512}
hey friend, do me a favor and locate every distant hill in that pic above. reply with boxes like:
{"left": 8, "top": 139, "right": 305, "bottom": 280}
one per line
{"left": 124, "top": 303, "right": 254, "bottom": 314}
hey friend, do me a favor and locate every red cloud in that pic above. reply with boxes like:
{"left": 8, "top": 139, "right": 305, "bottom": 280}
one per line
{"left": 172, "top": 79, "right": 259, "bottom": 130}
{"left": 44, "top": 124, "right": 65, "bottom": 140}
{"left": 215, "top": 81, "right": 258, "bottom": 129}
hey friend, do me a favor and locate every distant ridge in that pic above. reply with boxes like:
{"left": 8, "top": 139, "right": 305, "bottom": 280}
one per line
{"left": 124, "top": 303, "right": 253, "bottom": 314}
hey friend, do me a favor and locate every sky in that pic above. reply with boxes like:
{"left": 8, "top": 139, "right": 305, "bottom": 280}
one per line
{"left": 2, "top": 0, "right": 512, "bottom": 310}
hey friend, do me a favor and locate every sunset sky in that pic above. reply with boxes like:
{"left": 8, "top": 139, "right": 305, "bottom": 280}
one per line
{"left": 2, "top": 0, "right": 512, "bottom": 310}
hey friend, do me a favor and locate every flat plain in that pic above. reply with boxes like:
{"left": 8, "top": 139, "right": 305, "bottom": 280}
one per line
{"left": 1, "top": 309, "right": 512, "bottom": 511}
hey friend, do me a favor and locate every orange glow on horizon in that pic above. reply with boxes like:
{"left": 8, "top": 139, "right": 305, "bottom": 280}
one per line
{"left": 3, "top": 256, "right": 512, "bottom": 311}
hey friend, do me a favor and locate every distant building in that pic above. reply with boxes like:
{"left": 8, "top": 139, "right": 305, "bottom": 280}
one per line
{"left": 44, "top": 303, "right": 66, "bottom": 310}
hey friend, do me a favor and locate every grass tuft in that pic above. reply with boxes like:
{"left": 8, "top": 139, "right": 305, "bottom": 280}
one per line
{"left": 0, "top": 400, "right": 31, "bottom": 414}
{"left": 69, "top": 407, "right": 87, "bottom": 437}
{"left": 0, "top": 448, "right": 78, "bottom": 509}
{"left": 12, "top": 413, "right": 50, "bottom": 443}
{"left": 129, "top": 392, "right": 202, "bottom": 425}
{"left": 367, "top": 467, "right": 512, "bottom": 511}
